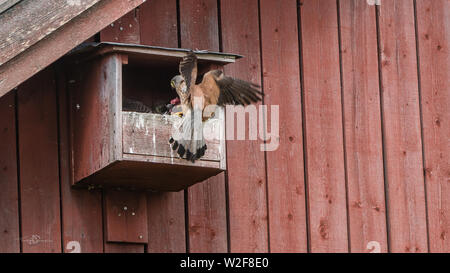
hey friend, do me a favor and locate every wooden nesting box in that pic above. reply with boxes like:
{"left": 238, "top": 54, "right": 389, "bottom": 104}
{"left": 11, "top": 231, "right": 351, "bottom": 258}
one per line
{"left": 65, "top": 42, "right": 240, "bottom": 191}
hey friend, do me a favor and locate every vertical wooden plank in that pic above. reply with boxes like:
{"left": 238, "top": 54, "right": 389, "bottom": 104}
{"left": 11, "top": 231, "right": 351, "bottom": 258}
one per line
{"left": 179, "top": 0, "right": 227, "bottom": 252}
{"left": 58, "top": 68, "right": 104, "bottom": 253}
{"left": 339, "top": 0, "right": 388, "bottom": 253}
{"left": 103, "top": 192, "right": 145, "bottom": 253}
{"left": 220, "top": 0, "right": 268, "bottom": 253}
{"left": 259, "top": 0, "right": 307, "bottom": 252}
{"left": 69, "top": 55, "right": 122, "bottom": 184}
{"left": 18, "top": 68, "right": 62, "bottom": 253}
{"left": 99, "top": 5, "right": 146, "bottom": 253}
{"left": 300, "top": 0, "right": 348, "bottom": 252}
{"left": 146, "top": 192, "right": 186, "bottom": 253}
{"left": 139, "top": 0, "right": 178, "bottom": 48}
{"left": 104, "top": 243, "right": 144, "bottom": 253}
{"left": 0, "top": 91, "right": 20, "bottom": 253}
{"left": 187, "top": 174, "right": 227, "bottom": 253}
{"left": 104, "top": 190, "right": 148, "bottom": 244}
{"left": 378, "top": 0, "right": 428, "bottom": 253}
{"left": 179, "top": 0, "right": 220, "bottom": 51}
{"left": 139, "top": 0, "right": 186, "bottom": 253}
{"left": 416, "top": 0, "right": 450, "bottom": 253}
{"left": 100, "top": 9, "right": 141, "bottom": 44}
{"left": 102, "top": 206, "right": 145, "bottom": 253}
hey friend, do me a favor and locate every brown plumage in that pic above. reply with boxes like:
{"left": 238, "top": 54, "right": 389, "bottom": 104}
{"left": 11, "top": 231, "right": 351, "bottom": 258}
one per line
{"left": 170, "top": 51, "right": 263, "bottom": 162}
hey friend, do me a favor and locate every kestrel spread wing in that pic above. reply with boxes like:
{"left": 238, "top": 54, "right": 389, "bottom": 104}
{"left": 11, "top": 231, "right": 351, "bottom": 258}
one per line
{"left": 200, "top": 69, "right": 263, "bottom": 106}
{"left": 179, "top": 51, "right": 198, "bottom": 93}
{"left": 170, "top": 51, "right": 263, "bottom": 162}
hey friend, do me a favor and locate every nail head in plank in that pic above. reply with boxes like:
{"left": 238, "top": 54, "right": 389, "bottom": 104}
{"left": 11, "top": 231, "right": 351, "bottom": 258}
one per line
{"left": 104, "top": 190, "right": 148, "bottom": 244}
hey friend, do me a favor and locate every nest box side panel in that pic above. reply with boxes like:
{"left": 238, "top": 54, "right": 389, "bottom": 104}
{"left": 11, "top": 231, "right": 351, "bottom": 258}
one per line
{"left": 69, "top": 54, "right": 123, "bottom": 185}
{"left": 58, "top": 68, "right": 104, "bottom": 253}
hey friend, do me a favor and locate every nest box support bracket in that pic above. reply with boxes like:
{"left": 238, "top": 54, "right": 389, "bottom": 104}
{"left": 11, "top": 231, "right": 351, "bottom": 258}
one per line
{"left": 104, "top": 190, "right": 148, "bottom": 244}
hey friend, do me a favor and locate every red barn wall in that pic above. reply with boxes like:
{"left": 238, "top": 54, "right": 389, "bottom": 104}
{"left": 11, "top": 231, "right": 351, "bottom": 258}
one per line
{"left": 0, "top": 0, "right": 448, "bottom": 253}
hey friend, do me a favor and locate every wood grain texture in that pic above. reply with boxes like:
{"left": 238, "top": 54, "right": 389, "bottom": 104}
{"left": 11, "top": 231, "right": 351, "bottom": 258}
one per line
{"left": 186, "top": 173, "right": 227, "bottom": 252}
{"left": 99, "top": 8, "right": 148, "bottom": 253}
{"left": 179, "top": 0, "right": 220, "bottom": 51}
{"left": 415, "top": 0, "right": 450, "bottom": 253}
{"left": 220, "top": 0, "right": 268, "bottom": 253}
{"left": 339, "top": 0, "right": 388, "bottom": 253}
{"left": 180, "top": 0, "right": 227, "bottom": 253}
{"left": 100, "top": 9, "right": 141, "bottom": 44}
{"left": 58, "top": 68, "right": 103, "bottom": 253}
{"left": 122, "top": 112, "right": 221, "bottom": 161}
{"left": 0, "top": 0, "right": 145, "bottom": 99}
{"left": 0, "top": 0, "right": 446, "bottom": 254}
{"left": 0, "top": 0, "right": 21, "bottom": 14}
{"left": 104, "top": 243, "right": 144, "bottom": 253}
{"left": 0, "top": 0, "right": 100, "bottom": 65}
{"left": 104, "top": 190, "right": 148, "bottom": 244}
{"left": 136, "top": 0, "right": 187, "bottom": 253}
{"left": 377, "top": 0, "right": 428, "bottom": 253}
{"left": 17, "top": 68, "right": 61, "bottom": 253}
{"left": 76, "top": 159, "right": 222, "bottom": 192}
{"left": 300, "top": 0, "right": 348, "bottom": 253}
{"left": 260, "top": 0, "right": 307, "bottom": 253}
{"left": 69, "top": 54, "right": 122, "bottom": 184}
{"left": 0, "top": 91, "right": 20, "bottom": 253}
{"left": 136, "top": 0, "right": 189, "bottom": 252}
{"left": 139, "top": 0, "right": 178, "bottom": 48}
{"left": 147, "top": 192, "right": 186, "bottom": 253}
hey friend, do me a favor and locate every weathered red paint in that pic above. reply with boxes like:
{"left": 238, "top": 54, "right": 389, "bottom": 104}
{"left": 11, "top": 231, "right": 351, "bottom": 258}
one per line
{"left": 58, "top": 68, "right": 104, "bottom": 253}
{"left": 104, "top": 190, "right": 148, "bottom": 244}
{"left": 339, "top": 0, "right": 388, "bottom": 253}
{"left": 139, "top": 0, "right": 187, "bottom": 254}
{"left": 0, "top": 91, "right": 20, "bottom": 253}
{"left": 100, "top": 6, "right": 147, "bottom": 252}
{"left": 0, "top": 0, "right": 447, "bottom": 254}
{"left": 17, "top": 68, "right": 62, "bottom": 253}
{"left": 260, "top": 0, "right": 308, "bottom": 253}
{"left": 220, "top": 0, "right": 268, "bottom": 253}
{"left": 100, "top": 10, "right": 141, "bottom": 44}
{"left": 378, "top": 0, "right": 428, "bottom": 253}
{"left": 139, "top": 0, "right": 178, "bottom": 48}
{"left": 301, "top": 0, "right": 349, "bottom": 253}
{"left": 179, "top": 0, "right": 228, "bottom": 253}
{"left": 0, "top": 0, "right": 146, "bottom": 99}
{"left": 416, "top": 0, "right": 449, "bottom": 253}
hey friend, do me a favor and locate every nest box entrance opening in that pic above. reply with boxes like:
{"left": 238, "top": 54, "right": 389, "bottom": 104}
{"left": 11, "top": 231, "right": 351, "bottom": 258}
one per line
{"left": 64, "top": 42, "right": 241, "bottom": 191}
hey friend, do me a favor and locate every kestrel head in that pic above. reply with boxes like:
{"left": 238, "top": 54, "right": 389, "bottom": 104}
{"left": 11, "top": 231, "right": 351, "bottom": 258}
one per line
{"left": 170, "top": 75, "right": 188, "bottom": 94}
